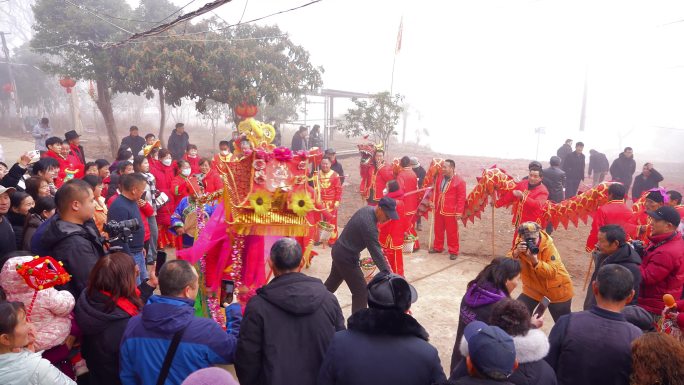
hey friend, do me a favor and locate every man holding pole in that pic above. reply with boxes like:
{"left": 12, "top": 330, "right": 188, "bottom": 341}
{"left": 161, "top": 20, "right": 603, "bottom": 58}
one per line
{"left": 428, "top": 159, "right": 466, "bottom": 260}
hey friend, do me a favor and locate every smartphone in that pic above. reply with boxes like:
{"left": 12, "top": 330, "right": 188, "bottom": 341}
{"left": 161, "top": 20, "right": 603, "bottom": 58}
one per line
{"left": 533, "top": 296, "right": 551, "bottom": 318}
{"left": 141, "top": 191, "right": 147, "bottom": 201}
{"left": 28, "top": 150, "right": 41, "bottom": 163}
{"left": 220, "top": 280, "right": 235, "bottom": 307}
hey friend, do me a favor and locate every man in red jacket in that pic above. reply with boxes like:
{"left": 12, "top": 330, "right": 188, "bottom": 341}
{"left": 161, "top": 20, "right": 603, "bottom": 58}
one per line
{"left": 585, "top": 183, "right": 635, "bottom": 252}
{"left": 42, "top": 136, "right": 83, "bottom": 187}
{"left": 360, "top": 149, "right": 393, "bottom": 206}
{"left": 497, "top": 165, "right": 549, "bottom": 244}
{"left": 429, "top": 159, "right": 466, "bottom": 260}
{"left": 638, "top": 206, "right": 684, "bottom": 316}
{"left": 396, "top": 156, "right": 419, "bottom": 251}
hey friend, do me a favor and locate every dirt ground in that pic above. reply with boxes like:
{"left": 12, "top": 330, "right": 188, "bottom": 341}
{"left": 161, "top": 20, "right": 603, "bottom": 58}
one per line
{"left": 4, "top": 132, "right": 684, "bottom": 375}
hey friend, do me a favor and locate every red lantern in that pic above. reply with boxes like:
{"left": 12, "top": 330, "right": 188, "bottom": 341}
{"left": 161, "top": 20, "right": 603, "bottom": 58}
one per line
{"left": 2, "top": 83, "right": 13, "bottom": 93}
{"left": 59, "top": 77, "right": 76, "bottom": 94}
{"left": 235, "top": 103, "right": 258, "bottom": 118}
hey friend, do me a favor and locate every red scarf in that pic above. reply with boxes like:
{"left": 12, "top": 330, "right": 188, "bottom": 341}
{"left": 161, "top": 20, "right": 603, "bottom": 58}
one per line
{"left": 100, "top": 288, "right": 141, "bottom": 317}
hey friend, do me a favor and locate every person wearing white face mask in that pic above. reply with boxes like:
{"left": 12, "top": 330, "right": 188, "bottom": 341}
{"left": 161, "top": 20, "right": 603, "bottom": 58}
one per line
{"left": 184, "top": 144, "right": 201, "bottom": 174}
{"left": 172, "top": 160, "right": 200, "bottom": 204}
{"left": 150, "top": 149, "right": 177, "bottom": 251}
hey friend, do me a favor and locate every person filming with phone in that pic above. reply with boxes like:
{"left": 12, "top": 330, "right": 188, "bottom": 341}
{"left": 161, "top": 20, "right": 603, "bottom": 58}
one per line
{"left": 508, "top": 221, "right": 574, "bottom": 321}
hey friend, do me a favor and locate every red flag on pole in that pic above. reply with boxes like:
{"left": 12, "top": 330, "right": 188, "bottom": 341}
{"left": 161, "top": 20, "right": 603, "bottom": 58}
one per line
{"left": 395, "top": 17, "right": 403, "bottom": 54}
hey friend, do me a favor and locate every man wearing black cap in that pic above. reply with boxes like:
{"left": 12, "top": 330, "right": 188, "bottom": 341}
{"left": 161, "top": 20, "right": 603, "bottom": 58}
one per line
{"left": 318, "top": 272, "right": 446, "bottom": 385}
{"left": 638, "top": 205, "right": 684, "bottom": 316}
{"left": 323, "top": 197, "right": 399, "bottom": 313}
{"left": 451, "top": 321, "right": 517, "bottom": 384}
{"left": 65, "top": 129, "right": 86, "bottom": 166}
{"left": 325, "top": 148, "right": 345, "bottom": 184}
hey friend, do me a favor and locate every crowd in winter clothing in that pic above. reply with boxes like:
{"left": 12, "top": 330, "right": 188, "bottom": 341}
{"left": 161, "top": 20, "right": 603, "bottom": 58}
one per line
{"left": 1, "top": 124, "right": 684, "bottom": 385}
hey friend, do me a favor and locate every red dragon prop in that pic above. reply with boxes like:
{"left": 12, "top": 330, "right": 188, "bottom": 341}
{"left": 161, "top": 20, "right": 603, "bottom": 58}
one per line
{"left": 421, "top": 162, "right": 622, "bottom": 230}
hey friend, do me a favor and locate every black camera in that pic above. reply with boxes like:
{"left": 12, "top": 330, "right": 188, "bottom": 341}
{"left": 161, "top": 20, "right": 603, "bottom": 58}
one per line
{"left": 525, "top": 238, "right": 540, "bottom": 255}
{"left": 104, "top": 218, "right": 140, "bottom": 244}
{"left": 631, "top": 240, "right": 646, "bottom": 257}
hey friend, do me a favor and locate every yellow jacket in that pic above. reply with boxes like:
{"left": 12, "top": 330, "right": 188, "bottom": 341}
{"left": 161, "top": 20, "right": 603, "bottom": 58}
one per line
{"left": 507, "top": 231, "right": 574, "bottom": 303}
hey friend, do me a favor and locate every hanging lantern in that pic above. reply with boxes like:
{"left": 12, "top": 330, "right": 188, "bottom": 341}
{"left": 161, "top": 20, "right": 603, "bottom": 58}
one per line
{"left": 59, "top": 78, "right": 76, "bottom": 94}
{"left": 235, "top": 103, "right": 258, "bottom": 119}
{"left": 2, "top": 83, "right": 13, "bottom": 93}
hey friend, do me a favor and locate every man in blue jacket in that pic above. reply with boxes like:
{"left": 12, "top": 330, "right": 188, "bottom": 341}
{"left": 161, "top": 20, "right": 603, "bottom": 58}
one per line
{"left": 120, "top": 259, "right": 239, "bottom": 385}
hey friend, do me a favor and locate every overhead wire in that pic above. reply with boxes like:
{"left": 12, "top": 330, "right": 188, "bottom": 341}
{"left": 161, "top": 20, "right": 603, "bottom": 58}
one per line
{"left": 63, "top": 0, "right": 135, "bottom": 35}
{"left": 27, "top": 0, "right": 322, "bottom": 50}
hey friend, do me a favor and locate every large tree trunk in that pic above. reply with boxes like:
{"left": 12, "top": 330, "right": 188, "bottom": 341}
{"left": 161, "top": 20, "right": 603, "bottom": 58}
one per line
{"left": 94, "top": 76, "right": 119, "bottom": 158}
{"left": 158, "top": 87, "right": 166, "bottom": 147}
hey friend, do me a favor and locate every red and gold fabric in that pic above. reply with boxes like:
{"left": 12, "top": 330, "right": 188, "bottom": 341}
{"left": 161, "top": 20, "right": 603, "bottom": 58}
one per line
{"left": 312, "top": 169, "right": 342, "bottom": 245}
{"left": 361, "top": 163, "right": 394, "bottom": 204}
{"left": 431, "top": 173, "right": 467, "bottom": 255}
{"left": 379, "top": 189, "right": 407, "bottom": 276}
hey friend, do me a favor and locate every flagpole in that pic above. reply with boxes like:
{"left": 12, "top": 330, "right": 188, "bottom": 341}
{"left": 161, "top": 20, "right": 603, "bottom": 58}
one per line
{"left": 390, "top": 16, "right": 403, "bottom": 95}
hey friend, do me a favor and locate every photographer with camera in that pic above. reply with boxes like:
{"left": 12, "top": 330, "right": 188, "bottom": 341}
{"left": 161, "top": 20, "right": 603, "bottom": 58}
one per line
{"left": 40, "top": 179, "right": 105, "bottom": 298}
{"left": 107, "top": 173, "right": 148, "bottom": 284}
{"left": 508, "top": 221, "right": 574, "bottom": 321}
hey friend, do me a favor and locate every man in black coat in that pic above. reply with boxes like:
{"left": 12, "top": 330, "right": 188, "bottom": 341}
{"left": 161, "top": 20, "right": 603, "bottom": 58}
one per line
{"left": 631, "top": 163, "right": 664, "bottom": 201}
{"left": 588, "top": 149, "right": 609, "bottom": 186}
{"left": 610, "top": 147, "right": 636, "bottom": 193}
{"left": 556, "top": 139, "right": 572, "bottom": 166}
{"left": 120, "top": 125, "right": 146, "bottom": 156}
{"left": 236, "top": 238, "right": 345, "bottom": 385}
{"left": 542, "top": 156, "right": 566, "bottom": 204}
{"left": 168, "top": 122, "right": 190, "bottom": 160}
{"left": 546, "top": 264, "right": 642, "bottom": 385}
{"left": 543, "top": 155, "right": 578, "bottom": 234}
{"left": 39, "top": 179, "right": 105, "bottom": 298}
{"left": 291, "top": 126, "right": 308, "bottom": 151}
{"left": 561, "top": 141, "right": 585, "bottom": 198}
{"left": 583, "top": 225, "right": 641, "bottom": 310}
{"left": 318, "top": 273, "right": 446, "bottom": 385}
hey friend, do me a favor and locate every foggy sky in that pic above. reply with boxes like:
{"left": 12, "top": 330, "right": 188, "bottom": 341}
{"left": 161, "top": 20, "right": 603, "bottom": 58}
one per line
{"left": 122, "top": 1, "right": 684, "bottom": 161}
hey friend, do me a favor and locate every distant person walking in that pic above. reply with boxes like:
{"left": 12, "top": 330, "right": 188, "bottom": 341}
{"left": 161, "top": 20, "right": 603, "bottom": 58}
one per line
{"left": 610, "top": 147, "right": 636, "bottom": 194}
{"left": 556, "top": 139, "right": 573, "bottom": 166}
{"left": 588, "top": 149, "right": 609, "bottom": 186}
{"left": 561, "top": 141, "right": 585, "bottom": 198}
{"left": 32, "top": 118, "right": 52, "bottom": 152}
{"left": 543, "top": 156, "right": 566, "bottom": 234}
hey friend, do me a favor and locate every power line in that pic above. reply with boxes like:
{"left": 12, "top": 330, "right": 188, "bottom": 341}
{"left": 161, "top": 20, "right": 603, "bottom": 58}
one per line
{"left": 102, "top": 0, "right": 233, "bottom": 48}
{"left": 140, "top": 0, "right": 323, "bottom": 39}
{"left": 27, "top": 0, "right": 321, "bottom": 50}
{"left": 64, "top": 0, "right": 134, "bottom": 35}
{"left": 237, "top": 0, "right": 249, "bottom": 24}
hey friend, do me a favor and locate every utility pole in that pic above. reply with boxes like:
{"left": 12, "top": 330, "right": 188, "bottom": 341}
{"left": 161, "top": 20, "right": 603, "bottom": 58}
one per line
{"left": 0, "top": 31, "right": 18, "bottom": 116}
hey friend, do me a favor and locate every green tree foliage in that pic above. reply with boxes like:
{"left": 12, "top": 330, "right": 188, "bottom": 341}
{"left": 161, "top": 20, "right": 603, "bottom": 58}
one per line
{"left": 30, "top": 0, "right": 322, "bottom": 155}
{"left": 341, "top": 92, "right": 404, "bottom": 152}
{"left": 195, "top": 24, "right": 323, "bottom": 124}
{"left": 31, "top": 0, "right": 134, "bottom": 156}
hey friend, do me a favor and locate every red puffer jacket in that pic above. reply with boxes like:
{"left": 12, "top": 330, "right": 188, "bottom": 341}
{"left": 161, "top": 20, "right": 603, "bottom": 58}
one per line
{"left": 150, "top": 159, "right": 176, "bottom": 227}
{"left": 638, "top": 231, "right": 684, "bottom": 314}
